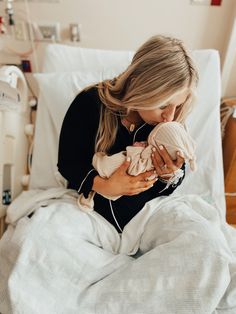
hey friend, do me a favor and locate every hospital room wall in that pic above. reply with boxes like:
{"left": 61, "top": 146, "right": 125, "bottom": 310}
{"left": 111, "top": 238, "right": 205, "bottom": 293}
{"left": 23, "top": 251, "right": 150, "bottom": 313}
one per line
{"left": 222, "top": 3, "right": 236, "bottom": 97}
{"left": 0, "top": 0, "right": 235, "bottom": 96}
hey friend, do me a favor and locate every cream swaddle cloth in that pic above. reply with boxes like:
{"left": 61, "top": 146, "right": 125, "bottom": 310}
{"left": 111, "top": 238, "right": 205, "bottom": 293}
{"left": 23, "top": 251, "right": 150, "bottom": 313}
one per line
{"left": 78, "top": 121, "right": 196, "bottom": 212}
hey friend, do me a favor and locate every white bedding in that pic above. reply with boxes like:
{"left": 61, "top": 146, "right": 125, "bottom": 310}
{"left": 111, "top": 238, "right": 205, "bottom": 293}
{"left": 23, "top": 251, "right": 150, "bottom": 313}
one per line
{"left": 0, "top": 190, "right": 236, "bottom": 314}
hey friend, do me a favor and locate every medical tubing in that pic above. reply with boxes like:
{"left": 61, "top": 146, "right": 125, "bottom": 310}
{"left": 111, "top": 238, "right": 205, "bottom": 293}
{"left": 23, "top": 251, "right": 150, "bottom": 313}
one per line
{"left": 132, "top": 123, "right": 147, "bottom": 143}
{"left": 109, "top": 200, "right": 122, "bottom": 233}
{"left": 77, "top": 169, "right": 96, "bottom": 194}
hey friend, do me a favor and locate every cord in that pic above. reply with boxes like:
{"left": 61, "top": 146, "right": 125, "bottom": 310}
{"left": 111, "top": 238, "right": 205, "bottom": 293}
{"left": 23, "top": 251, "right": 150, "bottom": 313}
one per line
{"left": 109, "top": 200, "right": 122, "bottom": 233}
{"left": 23, "top": 0, "right": 39, "bottom": 72}
{"left": 3, "top": 0, "right": 40, "bottom": 71}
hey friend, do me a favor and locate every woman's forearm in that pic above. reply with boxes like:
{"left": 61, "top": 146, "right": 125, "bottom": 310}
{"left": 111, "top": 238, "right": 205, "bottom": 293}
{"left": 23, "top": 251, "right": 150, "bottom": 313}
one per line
{"left": 92, "top": 175, "right": 110, "bottom": 195}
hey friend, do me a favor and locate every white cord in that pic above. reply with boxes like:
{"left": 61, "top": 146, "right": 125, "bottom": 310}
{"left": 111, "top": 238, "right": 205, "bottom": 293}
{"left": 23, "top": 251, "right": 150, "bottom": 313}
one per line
{"left": 109, "top": 200, "right": 122, "bottom": 233}
{"left": 77, "top": 169, "right": 96, "bottom": 194}
{"left": 23, "top": 0, "right": 39, "bottom": 72}
{"left": 133, "top": 123, "right": 146, "bottom": 143}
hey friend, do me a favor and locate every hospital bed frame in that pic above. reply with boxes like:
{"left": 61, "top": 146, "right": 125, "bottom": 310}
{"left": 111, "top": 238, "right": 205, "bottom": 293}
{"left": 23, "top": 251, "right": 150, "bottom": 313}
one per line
{"left": 0, "top": 66, "right": 30, "bottom": 238}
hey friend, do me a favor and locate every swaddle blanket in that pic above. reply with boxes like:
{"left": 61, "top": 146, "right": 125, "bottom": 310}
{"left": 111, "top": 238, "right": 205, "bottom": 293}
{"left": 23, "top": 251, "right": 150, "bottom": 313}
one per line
{"left": 1, "top": 190, "right": 236, "bottom": 314}
{"left": 78, "top": 121, "right": 196, "bottom": 211}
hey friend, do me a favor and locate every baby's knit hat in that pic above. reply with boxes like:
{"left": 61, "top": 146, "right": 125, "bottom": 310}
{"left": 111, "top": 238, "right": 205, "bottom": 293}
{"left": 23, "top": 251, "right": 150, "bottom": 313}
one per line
{"left": 148, "top": 121, "right": 197, "bottom": 171}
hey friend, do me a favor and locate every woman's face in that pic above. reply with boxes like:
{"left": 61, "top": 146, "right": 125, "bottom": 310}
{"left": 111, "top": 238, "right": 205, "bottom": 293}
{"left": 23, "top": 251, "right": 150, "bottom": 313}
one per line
{"left": 138, "top": 89, "right": 189, "bottom": 125}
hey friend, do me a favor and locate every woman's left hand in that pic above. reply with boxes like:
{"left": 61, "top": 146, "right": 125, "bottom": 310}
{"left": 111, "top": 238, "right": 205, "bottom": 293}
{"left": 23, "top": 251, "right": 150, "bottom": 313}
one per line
{"left": 151, "top": 145, "right": 184, "bottom": 178}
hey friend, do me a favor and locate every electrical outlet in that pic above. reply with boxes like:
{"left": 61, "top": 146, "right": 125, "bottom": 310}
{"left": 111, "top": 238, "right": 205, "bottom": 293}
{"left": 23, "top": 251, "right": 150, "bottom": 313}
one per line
{"left": 70, "top": 23, "right": 80, "bottom": 42}
{"left": 34, "top": 22, "right": 60, "bottom": 41}
{"left": 39, "top": 23, "right": 60, "bottom": 41}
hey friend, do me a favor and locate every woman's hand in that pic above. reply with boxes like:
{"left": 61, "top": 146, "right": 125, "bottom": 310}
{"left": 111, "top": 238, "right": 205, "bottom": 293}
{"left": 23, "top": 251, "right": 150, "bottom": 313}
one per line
{"left": 151, "top": 145, "right": 184, "bottom": 178}
{"left": 93, "top": 159, "right": 157, "bottom": 197}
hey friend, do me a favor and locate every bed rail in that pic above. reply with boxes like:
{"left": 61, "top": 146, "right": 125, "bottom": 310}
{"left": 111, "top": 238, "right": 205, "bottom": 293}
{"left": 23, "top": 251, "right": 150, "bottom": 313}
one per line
{"left": 0, "top": 66, "right": 30, "bottom": 236}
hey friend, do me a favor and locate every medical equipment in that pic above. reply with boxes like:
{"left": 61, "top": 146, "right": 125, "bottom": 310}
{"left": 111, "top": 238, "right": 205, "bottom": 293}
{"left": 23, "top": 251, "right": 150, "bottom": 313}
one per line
{"left": 0, "top": 16, "right": 7, "bottom": 34}
{"left": 0, "top": 65, "right": 29, "bottom": 219}
{"left": 0, "top": 65, "right": 27, "bottom": 109}
{"left": 0, "top": 80, "right": 20, "bottom": 109}
{"left": 5, "top": 0, "right": 15, "bottom": 26}
{"left": 70, "top": 23, "right": 80, "bottom": 42}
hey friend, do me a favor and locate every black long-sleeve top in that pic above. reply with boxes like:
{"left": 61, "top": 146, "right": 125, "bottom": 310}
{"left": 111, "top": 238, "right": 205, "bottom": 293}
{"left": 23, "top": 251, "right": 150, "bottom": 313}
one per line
{"left": 57, "top": 86, "right": 185, "bottom": 232}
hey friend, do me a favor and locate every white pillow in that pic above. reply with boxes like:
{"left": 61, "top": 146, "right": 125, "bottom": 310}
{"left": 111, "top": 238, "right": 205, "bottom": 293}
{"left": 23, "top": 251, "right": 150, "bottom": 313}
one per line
{"left": 30, "top": 50, "right": 225, "bottom": 212}
{"left": 30, "top": 68, "right": 123, "bottom": 189}
{"left": 42, "top": 44, "right": 134, "bottom": 72}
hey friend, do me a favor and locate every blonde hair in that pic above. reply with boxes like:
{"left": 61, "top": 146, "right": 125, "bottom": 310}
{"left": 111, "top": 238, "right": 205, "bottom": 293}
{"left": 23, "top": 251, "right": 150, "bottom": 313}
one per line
{"left": 95, "top": 35, "right": 199, "bottom": 153}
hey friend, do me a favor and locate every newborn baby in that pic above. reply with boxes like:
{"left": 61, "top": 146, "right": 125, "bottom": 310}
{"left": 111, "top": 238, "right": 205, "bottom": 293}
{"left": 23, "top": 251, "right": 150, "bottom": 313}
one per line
{"left": 78, "top": 121, "right": 196, "bottom": 211}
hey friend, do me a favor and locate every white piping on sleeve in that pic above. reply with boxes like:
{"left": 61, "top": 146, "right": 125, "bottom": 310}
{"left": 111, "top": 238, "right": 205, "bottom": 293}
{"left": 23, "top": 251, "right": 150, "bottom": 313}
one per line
{"left": 109, "top": 200, "right": 122, "bottom": 233}
{"left": 78, "top": 169, "right": 96, "bottom": 194}
{"left": 133, "top": 123, "right": 147, "bottom": 143}
{"left": 78, "top": 169, "right": 122, "bottom": 233}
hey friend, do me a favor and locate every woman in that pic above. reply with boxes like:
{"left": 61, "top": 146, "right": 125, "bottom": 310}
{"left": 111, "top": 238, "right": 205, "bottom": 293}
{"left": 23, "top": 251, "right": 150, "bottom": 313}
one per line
{"left": 57, "top": 35, "right": 199, "bottom": 233}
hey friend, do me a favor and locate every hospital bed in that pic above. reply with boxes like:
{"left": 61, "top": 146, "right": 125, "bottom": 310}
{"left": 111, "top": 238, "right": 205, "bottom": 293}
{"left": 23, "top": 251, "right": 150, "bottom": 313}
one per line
{"left": 0, "top": 65, "right": 29, "bottom": 235}
{"left": 0, "top": 44, "right": 236, "bottom": 314}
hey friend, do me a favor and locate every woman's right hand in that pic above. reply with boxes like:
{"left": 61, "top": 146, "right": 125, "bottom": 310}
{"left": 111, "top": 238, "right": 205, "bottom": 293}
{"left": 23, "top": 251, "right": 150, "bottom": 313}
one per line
{"left": 93, "top": 159, "right": 158, "bottom": 197}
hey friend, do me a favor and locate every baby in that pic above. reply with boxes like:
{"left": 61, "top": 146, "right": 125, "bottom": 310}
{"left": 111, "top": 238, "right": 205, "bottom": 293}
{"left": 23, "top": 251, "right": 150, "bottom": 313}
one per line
{"left": 78, "top": 121, "right": 196, "bottom": 211}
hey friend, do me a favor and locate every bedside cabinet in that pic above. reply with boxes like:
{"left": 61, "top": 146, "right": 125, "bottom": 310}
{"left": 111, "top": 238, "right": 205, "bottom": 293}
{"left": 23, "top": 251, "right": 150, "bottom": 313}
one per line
{"left": 221, "top": 98, "right": 236, "bottom": 224}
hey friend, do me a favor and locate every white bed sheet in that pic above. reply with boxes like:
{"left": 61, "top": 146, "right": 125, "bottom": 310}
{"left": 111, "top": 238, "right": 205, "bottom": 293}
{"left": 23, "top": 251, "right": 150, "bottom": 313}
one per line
{"left": 29, "top": 49, "right": 225, "bottom": 217}
{"left": 1, "top": 189, "right": 236, "bottom": 314}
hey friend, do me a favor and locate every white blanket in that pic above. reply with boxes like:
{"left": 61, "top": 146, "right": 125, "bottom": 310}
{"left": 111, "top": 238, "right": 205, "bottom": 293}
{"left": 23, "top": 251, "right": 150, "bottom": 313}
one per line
{"left": 0, "top": 190, "right": 236, "bottom": 314}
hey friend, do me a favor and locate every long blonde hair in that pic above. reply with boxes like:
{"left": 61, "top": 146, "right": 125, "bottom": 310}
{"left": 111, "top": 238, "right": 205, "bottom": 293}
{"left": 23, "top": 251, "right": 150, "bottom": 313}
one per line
{"left": 95, "top": 35, "right": 199, "bottom": 153}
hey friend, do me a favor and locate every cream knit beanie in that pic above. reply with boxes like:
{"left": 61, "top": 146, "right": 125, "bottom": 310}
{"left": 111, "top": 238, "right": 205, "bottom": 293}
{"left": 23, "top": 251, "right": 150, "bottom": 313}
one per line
{"left": 148, "top": 121, "right": 197, "bottom": 171}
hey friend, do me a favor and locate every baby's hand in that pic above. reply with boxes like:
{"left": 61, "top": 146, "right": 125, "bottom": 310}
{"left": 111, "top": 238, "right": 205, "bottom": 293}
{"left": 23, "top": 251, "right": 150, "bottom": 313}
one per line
{"left": 94, "top": 159, "right": 157, "bottom": 197}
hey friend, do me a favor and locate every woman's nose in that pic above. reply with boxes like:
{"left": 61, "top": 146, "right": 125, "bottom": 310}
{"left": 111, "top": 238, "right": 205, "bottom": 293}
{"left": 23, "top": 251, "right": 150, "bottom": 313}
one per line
{"left": 162, "top": 106, "right": 176, "bottom": 122}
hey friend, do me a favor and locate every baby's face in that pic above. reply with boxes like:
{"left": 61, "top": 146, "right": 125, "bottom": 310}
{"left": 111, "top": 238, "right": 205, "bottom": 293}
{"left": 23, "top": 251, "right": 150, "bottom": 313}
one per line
{"left": 138, "top": 89, "right": 189, "bottom": 125}
{"left": 133, "top": 141, "right": 147, "bottom": 148}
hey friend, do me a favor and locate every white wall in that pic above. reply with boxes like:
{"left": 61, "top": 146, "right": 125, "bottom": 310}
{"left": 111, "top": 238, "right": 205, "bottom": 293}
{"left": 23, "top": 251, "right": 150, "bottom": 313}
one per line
{"left": 224, "top": 57, "right": 236, "bottom": 96}
{"left": 0, "top": 0, "right": 236, "bottom": 95}
{"left": 3, "top": 0, "right": 234, "bottom": 50}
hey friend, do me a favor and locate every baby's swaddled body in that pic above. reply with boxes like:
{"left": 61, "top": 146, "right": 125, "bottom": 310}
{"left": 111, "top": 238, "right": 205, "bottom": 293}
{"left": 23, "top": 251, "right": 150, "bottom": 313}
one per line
{"left": 78, "top": 121, "right": 196, "bottom": 211}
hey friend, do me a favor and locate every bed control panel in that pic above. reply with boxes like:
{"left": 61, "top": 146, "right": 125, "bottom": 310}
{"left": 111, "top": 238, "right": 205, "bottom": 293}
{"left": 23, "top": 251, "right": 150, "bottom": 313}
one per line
{"left": 2, "top": 165, "right": 12, "bottom": 205}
